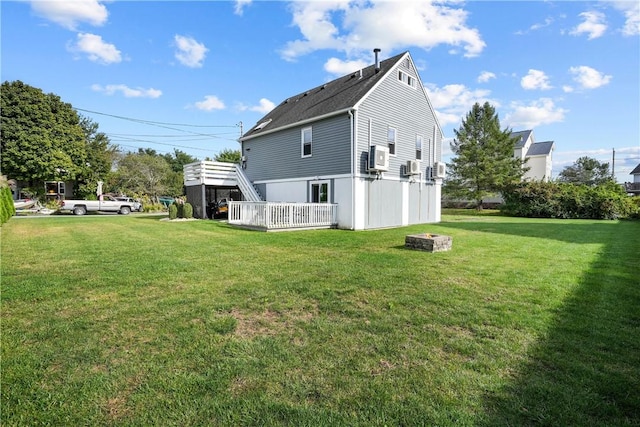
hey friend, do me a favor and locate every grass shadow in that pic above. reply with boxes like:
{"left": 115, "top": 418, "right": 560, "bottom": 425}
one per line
{"left": 440, "top": 219, "right": 640, "bottom": 425}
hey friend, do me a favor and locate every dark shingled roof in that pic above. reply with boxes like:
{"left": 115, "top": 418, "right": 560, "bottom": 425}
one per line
{"left": 527, "top": 141, "right": 554, "bottom": 156}
{"left": 511, "top": 130, "right": 533, "bottom": 148}
{"left": 242, "top": 51, "right": 408, "bottom": 139}
{"left": 631, "top": 163, "right": 640, "bottom": 175}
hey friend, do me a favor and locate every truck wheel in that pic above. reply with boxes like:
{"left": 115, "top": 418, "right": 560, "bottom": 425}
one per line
{"left": 119, "top": 206, "right": 131, "bottom": 215}
{"left": 73, "top": 206, "right": 87, "bottom": 216}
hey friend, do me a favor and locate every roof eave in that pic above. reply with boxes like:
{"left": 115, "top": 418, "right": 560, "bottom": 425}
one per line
{"left": 240, "top": 107, "right": 356, "bottom": 142}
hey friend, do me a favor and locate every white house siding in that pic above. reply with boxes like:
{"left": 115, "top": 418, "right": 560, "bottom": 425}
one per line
{"left": 356, "top": 58, "right": 441, "bottom": 177}
{"left": 353, "top": 54, "right": 443, "bottom": 229}
{"left": 524, "top": 155, "right": 551, "bottom": 181}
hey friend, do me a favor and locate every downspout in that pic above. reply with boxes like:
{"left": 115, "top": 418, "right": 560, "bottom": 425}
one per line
{"left": 349, "top": 108, "right": 357, "bottom": 230}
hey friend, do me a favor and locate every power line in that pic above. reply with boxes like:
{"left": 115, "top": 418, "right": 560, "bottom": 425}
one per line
{"left": 76, "top": 107, "right": 238, "bottom": 128}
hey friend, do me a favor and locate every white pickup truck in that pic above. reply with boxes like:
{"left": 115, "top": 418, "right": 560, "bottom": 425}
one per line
{"left": 59, "top": 195, "right": 136, "bottom": 215}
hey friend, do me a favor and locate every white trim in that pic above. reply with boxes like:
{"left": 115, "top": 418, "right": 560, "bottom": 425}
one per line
{"left": 309, "top": 180, "right": 331, "bottom": 203}
{"left": 398, "top": 70, "right": 417, "bottom": 89}
{"left": 253, "top": 173, "right": 351, "bottom": 185}
{"left": 387, "top": 126, "right": 397, "bottom": 156}
{"left": 301, "top": 126, "right": 313, "bottom": 158}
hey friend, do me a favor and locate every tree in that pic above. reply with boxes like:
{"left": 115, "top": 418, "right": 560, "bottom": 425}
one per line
{"left": 110, "top": 152, "right": 174, "bottom": 198}
{"left": 445, "top": 102, "right": 526, "bottom": 209}
{"left": 163, "top": 149, "right": 199, "bottom": 173}
{"left": 74, "top": 116, "right": 118, "bottom": 199}
{"left": 1, "top": 80, "right": 115, "bottom": 198}
{"left": 557, "top": 156, "right": 612, "bottom": 186}
{"left": 214, "top": 148, "right": 241, "bottom": 163}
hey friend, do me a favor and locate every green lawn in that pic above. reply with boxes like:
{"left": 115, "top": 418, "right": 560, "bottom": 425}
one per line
{"left": 2, "top": 212, "right": 639, "bottom": 426}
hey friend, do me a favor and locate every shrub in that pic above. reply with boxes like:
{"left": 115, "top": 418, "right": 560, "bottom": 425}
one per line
{"left": 501, "top": 181, "right": 636, "bottom": 219}
{"left": 168, "top": 204, "right": 178, "bottom": 220}
{"left": 0, "top": 186, "right": 16, "bottom": 224}
{"left": 183, "top": 202, "right": 193, "bottom": 219}
{"left": 173, "top": 201, "right": 184, "bottom": 218}
{"left": 629, "top": 196, "right": 640, "bottom": 219}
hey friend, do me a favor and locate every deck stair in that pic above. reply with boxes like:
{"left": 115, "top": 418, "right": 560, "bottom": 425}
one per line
{"left": 234, "top": 164, "right": 262, "bottom": 201}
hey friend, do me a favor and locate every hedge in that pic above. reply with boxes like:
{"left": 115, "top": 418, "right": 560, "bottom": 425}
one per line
{"left": 501, "top": 181, "right": 637, "bottom": 220}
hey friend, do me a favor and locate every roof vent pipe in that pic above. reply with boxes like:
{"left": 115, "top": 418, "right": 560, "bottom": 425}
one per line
{"left": 374, "top": 48, "right": 381, "bottom": 73}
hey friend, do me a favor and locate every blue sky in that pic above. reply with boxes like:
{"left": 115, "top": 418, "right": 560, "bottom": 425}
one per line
{"left": 2, "top": 0, "right": 639, "bottom": 182}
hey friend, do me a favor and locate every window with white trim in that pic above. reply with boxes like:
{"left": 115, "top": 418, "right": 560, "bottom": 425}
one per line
{"left": 416, "top": 135, "right": 423, "bottom": 161}
{"left": 311, "top": 181, "right": 330, "bottom": 203}
{"left": 398, "top": 70, "right": 416, "bottom": 88}
{"left": 387, "top": 126, "right": 397, "bottom": 155}
{"left": 301, "top": 127, "right": 312, "bottom": 158}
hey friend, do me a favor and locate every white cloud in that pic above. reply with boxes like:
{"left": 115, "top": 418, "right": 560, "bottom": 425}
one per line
{"left": 521, "top": 69, "right": 552, "bottom": 90}
{"left": 194, "top": 95, "right": 226, "bottom": 111}
{"left": 609, "top": 1, "right": 640, "bottom": 36}
{"left": 238, "top": 98, "right": 276, "bottom": 114}
{"left": 569, "top": 65, "right": 612, "bottom": 89}
{"left": 30, "top": 0, "right": 108, "bottom": 30}
{"left": 280, "top": 1, "right": 485, "bottom": 61}
{"left": 562, "top": 85, "right": 574, "bottom": 93}
{"left": 477, "top": 71, "right": 496, "bottom": 83}
{"left": 504, "top": 98, "right": 567, "bottom": 129}
{"left": 234, "top": 0, "right": 252, "bottom": 16}
{"left": 424, "top": 83, "right": 496, "bottom": 127}
{"left": 91, "top": 84, "right": 162, "bottom": 98}
{"left": 174, "top": 35, "right": 208, "bottom": 68}
{"left": 324, "top": 57, "right": 369, "bottom": 76}
{"left": 570, "top": 11, "right": 607, "bottom": 39}
{"left": 68, "top": 33, "right": 122, "bottom": 64}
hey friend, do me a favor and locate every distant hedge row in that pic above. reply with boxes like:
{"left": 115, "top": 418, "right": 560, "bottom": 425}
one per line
{"left": 501, "top": 181, "right": 638, "bottom": 220}
{"left": 0, "top": 186, "right": 16, "bottom": 225}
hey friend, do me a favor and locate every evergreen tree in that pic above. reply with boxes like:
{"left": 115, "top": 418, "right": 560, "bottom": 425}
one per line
{"left": 445, "top": 102, "right": 525, "bottom": 209}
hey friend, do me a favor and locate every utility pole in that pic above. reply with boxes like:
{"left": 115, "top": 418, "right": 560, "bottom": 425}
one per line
{"left": 612, "top": 148, "right": 615, "bottom": 179}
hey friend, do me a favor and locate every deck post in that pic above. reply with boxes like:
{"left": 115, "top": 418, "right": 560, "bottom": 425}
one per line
{"left": 201, "top": 184, "right": 206, "bottom": 219}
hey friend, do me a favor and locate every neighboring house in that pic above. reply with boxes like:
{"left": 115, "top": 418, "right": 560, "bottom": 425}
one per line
{"left": 238, "top": 50, "right": 445, "bottom": 230}
{"left": 625, "top": 163, "right": 640, "bottom": 195}
{"left": 511, "top": 130, "right": 554, "bottom": 181}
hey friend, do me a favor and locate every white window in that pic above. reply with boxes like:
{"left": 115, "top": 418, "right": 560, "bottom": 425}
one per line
{"left": 301, "top": 127, "right": 312, "bottom": 158}
{"left": 311, "top": 181, "right": 330, "bottom": 203}
{"left": 398, "top": 70, "right": 416, "bottom": 88}
{"left": 416, "top": 135, "right": 423, "bottom": 161}
{"left": 387, "top": 126, "right": 397, "bottom": 155}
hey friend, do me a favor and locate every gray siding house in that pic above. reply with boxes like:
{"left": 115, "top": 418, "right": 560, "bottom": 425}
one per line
{"left": 239, "top": 50, "right": 444, "bottom": 230}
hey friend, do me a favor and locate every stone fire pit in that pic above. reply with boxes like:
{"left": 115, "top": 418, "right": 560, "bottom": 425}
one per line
{"left": 405, "top": 233, "right": 452, "bottom": 252}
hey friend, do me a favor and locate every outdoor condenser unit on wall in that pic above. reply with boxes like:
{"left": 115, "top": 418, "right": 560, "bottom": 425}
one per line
{"left": 432, "top": 161, "right": 446, "bottom": 178}
{"left": 368, "top": 145, "right": 389, "bottom": 172}
{"left": 405, "top": 160, "right": 420, "bottom": 175}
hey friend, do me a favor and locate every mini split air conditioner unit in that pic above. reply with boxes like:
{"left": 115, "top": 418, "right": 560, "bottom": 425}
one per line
{"left": 368, "top": 145, "right": 389, "bottom": 172}
{"left": 431, "top": 161, "right": 446, "bottom": 179}
{"left": 405, "top": 160, "right": 420, "bottom": 176}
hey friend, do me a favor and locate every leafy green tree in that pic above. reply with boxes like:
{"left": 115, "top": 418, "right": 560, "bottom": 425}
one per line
{"left": 214, "top": 148, "right": 241, "bottom": 163}
{"left": 163, "top": 149, "right": 199, "bottom": 173}
{"left": 1, "top": 80, "right": 116, "bottom": 199}
{"left": 1, "top": 81, "right": 86, "bottom": 194}
{"left": 445, "top": 102, "right": 526, "bottom": 209}
{"left": 74, "top": 116, "right": 118, "bottom": 199}
{"left": 110, "top": 152, "right": 174, "bottom": 198}
{"left": 557, "top": 156, "right": 612, "bottom": 186}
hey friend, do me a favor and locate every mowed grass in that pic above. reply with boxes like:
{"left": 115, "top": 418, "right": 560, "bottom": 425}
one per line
{"left": 1, "top": 212, "right": 639, "bottom": 426}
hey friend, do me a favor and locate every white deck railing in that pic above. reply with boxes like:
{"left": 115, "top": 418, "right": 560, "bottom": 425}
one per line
{"left": 183, "top": 161, "right": 237, "bottom": 187}
{"left": 229, "top": 201, "right": 337, "bottom": 230}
